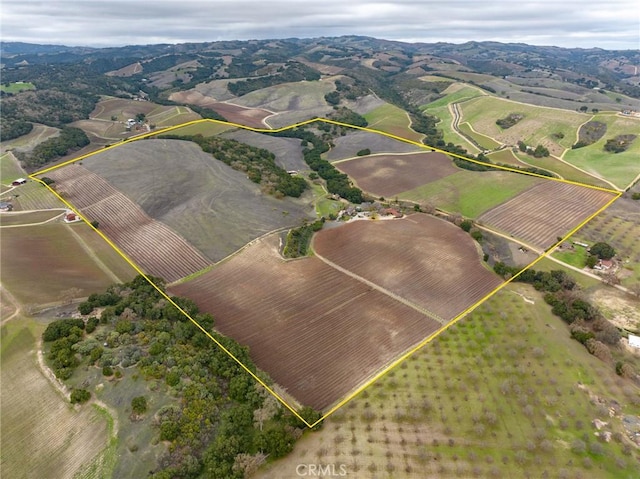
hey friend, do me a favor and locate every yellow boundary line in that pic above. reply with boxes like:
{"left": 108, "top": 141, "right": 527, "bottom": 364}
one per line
{"left": 28, "top": 117, "right": 623, "bottom": 428}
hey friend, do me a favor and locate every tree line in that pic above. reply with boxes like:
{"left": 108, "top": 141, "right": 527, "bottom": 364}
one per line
{"left": 269, "top": 126, "right": 364, "bottom": 203}
{"left": 156, "top": 134, "right": 308, "bottom": 198}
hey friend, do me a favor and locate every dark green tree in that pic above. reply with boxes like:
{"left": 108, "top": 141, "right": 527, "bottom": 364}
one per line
{"left": 590, "top": 242, "right": 615, "bottom": 260}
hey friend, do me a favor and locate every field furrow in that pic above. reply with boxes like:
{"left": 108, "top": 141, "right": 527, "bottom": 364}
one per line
{"left": 170, "top": 233, "right": 443, "bottom": 410}
{"left": 43, "top": 165, "right": 210, "bottom": 282}
{"left": 478, "top": 181, "right": 616, "bottom": 249}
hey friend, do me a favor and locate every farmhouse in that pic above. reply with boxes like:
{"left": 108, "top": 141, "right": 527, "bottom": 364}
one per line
{"left": 11, "top": 178, "right": 27, "bottom": 186}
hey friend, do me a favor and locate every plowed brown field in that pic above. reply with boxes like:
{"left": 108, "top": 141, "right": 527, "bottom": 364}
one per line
{"left": 478, "top": 181, "right": 617, "bottom": 249}
{"left": 170, "top": 234, "right": 443, "bottom": 410}
{"left": 335, "top": 152, "right": 457, "bottom": 198}
{"left": 313, "top": 215, "right": 503, "bottom": 321}
{"left": 168, "top": 90, "right": 271, "bottom": 128}
{"left": 43, "top": 165, "right": 210, "bottom": 282}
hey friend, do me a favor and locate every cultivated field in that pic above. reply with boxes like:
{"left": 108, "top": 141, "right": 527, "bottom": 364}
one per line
{"left": 478, "top": 181, "right": 617, "bottom": 249}
{"left": 220, "top": 129, "right": 307, "bottom": 171}
{"left": 335, "top": 152, "right": 458, "bottom": 198}
{"left": 364, "top": 103, "right": 423, "bottom": 142}
{"left": 230, "top": 80, "right": 335, "bottom": 128}
{"left": 171, "top": 233, "right": 443, "bottom": 410}
{"left": 79, "top": 139, "right": 315, "bottom": 262}
{"left": 0, "top": 222, "right": 135, "bottom": 306}
{"left": 9, "top": 180, "right": 66, "bottom": 211}
{"left": 256, "top": 284, "right": 640, "bottom": 479}
{"left": 1, "top": 319, "right": 111, "bottom": 478}
{"left": 168, "top": 90, "right": 272, "bottom": 128}
{"left": 42, "top": 164, "right": 210, "bottom": 282}
{"left": 400, "top": 169, "right": 540, "bottom": 218}
{"left": 324, "top": 130, "right": 422, "bottom": 162}
{"left": 459, "top": 96, "right": 586, "bottom": 157}
{"left": 563, "top": 113, "right": 640, "bottom": 189}
{"left": 314, "top": 215, "right": 503, "bottom": 321}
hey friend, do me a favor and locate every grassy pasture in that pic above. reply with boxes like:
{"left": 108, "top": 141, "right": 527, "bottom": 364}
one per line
{"left": 552, "top": 244, "right": 590, "bottom": 268}
{"left": 400, "top": 169, "right": 540, "bottom": 218}
{"left": 0, "top": 81, "right": 35, "bottom": 93}
{"left": 167, "top": 120, "right": 233, "bottom": 137}
{"left": 146, "top": 105, "right": 201, "bottom": 127}
{"left": 364, "top": 103, "right": 423, "bottom": 142}
{"left": 0, "top": 223, "right": 132, "bottom": 306}
{"left": 563, "top": 113, "right": 640, "bottom": 190}
{"left": 513, "top": 151, "right": 614, "bottom": 189}
{"left": 0, "top": 318, "right": 111, "bottom": 478}
{"left": 257, "top": 285, "right": 639, "bottom": 478}
{"left": 1, "top": 152, "right": 25, "bottom": 183}
{"left": 0, "top": 124, "right": 60, "bottom": 154}
{"left": 0, "top": 210, "right": 63, "bottom": 226}
{"left": 487, "top": 148, "right": 524, "bottom": 166}
{"left": 459, "top": 96, "right": 586, "bottom": 156}
{"left": 421, "top": 83, "right": 485, "bottom": 154}
{"left": 458, "top": 122, "right": 502, "bottom": 149}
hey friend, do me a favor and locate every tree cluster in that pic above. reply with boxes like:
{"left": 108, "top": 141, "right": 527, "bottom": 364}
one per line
{"left": 517, "top": 141, "right": 550, "bottom": 158}
{"left": 43, "top": 275, "right": 317, "bottom": 479}
{"left": 0, "top": 118, "right": 33, "bottom": 142}
{"left": 496, "top": 113, "right": 524, "bottom": 129}
{"left": 19, "top": 126, "right": 89, "bottom": 168}
{"left": 283, "top": 219, "right": 324, "bottom": 258}
{"left": 157, "top": 134, "right": 307, "bottom": 198}
{"left": 604, "top": 134, "right": 636, "bottom": 154}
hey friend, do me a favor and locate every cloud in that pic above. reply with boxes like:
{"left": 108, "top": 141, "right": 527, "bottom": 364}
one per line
{"left": 1, "top": 0, "right": 638, "bottom": 49}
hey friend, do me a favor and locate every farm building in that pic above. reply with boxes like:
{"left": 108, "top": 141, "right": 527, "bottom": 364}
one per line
{"left": 629, "top": 335, "right": 640, "bottom": 350}
{"left": 0, "top": 201, "right": 13, "bottom": 211}
{"left": 384, "top": 208, "right": 403, "bottom": 218}
{"left": 64, "top": 212, "right": 79, "bottom": 222}
{"left": 11, "top": 178, "right": 27, "bottom": 186}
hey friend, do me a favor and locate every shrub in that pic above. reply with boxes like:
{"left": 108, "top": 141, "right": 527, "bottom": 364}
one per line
{"left": 103, "top": 365, "right": 113, "bottom": 376}
{"left": 131, "top": 396, "right": 147, "bottom": 414}
{"left": 70, "top": 389, "right": 91, "bottom": 404}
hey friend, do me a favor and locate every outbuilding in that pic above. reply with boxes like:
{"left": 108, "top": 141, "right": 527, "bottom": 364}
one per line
{"left": 11, "top": 178, "right": 26, "bottom": 186}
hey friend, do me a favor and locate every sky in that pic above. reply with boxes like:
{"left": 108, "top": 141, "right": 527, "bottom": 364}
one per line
{"left": 1, "top": 0, "right": 639, "bottom": 50}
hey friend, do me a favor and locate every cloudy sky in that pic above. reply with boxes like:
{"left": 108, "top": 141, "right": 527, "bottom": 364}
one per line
{"left": 2, "top": 0, "right": 639, "bottom": 49}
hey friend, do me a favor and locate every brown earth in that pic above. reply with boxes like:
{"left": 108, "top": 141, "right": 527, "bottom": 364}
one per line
{"left": 313, "top": 214, "right": 503, "bottom": 321}
{"left": 168, "top": 90, "right": 272, "bottom": 128}
{"left": 335, "top": 152, "right": 458, "bottom": 198}
{"left": 478, "top": 181, "right": 617, "bottom": 249}
{"left": 170, "top": 233, "right": 442, "bottom": 411}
